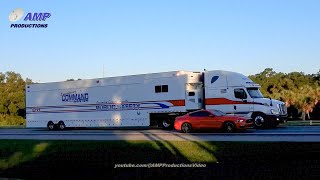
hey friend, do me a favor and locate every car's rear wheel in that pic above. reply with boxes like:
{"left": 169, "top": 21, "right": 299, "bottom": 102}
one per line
{"left": 224, "top": 122, "right": 235, "bottom": 133}
{"left": 181, "top": 122, "right": 192, "bottom": 133}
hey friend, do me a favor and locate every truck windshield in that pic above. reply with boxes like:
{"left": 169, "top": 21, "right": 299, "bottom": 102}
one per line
{"left": 247, "top": 88, "right": 264, "bottom": 98}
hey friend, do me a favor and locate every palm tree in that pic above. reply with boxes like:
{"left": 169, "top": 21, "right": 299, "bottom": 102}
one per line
{"left": 294, "top": 85, "right": 317, "bottom": 120}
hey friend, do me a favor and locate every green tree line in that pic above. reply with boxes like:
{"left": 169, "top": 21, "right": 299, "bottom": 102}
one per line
{"left": 249, "top": 68, "right": 320, "bottom": 120}
{"left": 0, "top": 69, "right": 319, "bottom": 126}
{"left": 0, "top": 71, "right": 32, "bottom": 125}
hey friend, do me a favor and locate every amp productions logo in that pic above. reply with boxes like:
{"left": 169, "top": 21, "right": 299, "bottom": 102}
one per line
{"left": 8, "top": 8, "right": 51, "bottom": 28}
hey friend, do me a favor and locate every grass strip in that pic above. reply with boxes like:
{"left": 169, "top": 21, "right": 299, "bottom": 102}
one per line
{"left": 0, "top": 140, "right": 320, "bottom": 179}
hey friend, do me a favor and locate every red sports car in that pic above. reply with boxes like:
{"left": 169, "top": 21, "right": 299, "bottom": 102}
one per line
{"left": 174, "top": 109, "right": 253, "bottom": 133}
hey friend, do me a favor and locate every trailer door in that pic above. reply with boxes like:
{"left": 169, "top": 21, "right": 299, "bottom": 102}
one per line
{"left": 185, "top": 83, "right": 203, "bottom": 111}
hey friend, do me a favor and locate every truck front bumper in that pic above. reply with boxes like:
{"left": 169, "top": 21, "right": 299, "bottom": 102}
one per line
{"left": 266, "top": 114, "right": 288, "bottom": 124}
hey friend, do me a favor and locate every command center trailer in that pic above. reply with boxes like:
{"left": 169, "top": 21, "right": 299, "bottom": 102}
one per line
{"left": 26, "top": 70, "right": 287, "bottom": 130}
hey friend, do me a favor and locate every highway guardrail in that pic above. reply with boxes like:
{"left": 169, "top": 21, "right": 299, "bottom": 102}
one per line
{"left": 284, "top": 120, "right": 320, "bottom": 126}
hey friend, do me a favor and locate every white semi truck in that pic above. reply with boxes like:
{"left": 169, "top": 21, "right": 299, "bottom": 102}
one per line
{"left": 26, "top": 70, "right": 287, "bottom": 130}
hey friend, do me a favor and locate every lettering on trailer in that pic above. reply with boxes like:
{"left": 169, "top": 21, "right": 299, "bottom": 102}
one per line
{"left": 61, "top": 91, "right": 89, "bottom": 103}
{"left": 96, "top": 101, "right": 140, "bottom": 111}
{"left": 26, "top": 99, "right": 183, "bottom": 115}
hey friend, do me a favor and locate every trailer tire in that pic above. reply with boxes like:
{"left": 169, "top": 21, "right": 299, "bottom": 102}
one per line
{"left": 58, "top": 121, "right": 66, "bottom": 130}
{"left": 47, "top": 121, "right": 55, "bottom": 131}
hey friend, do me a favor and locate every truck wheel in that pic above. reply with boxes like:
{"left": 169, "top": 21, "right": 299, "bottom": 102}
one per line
{"left": 58, "top": 121, "right": 66, "bottom": 130}
{"left": 181, "top": 122, "right": 192, "bottom": 133}
{"left": 252, "top": 113, "right": 266, "bottom": 128}
{"left": 47, "top": 121, "right": 55, "bottom": 131}
{"left": 224, "top": 122, "right": 235, "bottom": 133}
{"left": 162, "top": 119, "right": 173, "bottom": 130}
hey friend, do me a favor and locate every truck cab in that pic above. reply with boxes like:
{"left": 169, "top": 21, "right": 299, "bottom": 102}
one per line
{"left": 204, "top": 70, "right": 287, "bottom": 128}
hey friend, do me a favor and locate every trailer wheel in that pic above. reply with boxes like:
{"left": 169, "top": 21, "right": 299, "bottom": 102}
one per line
{"left": 47, "top": 121, "right": 55, "bottom": 131}
{"left": 224, "top": 122, "right": 235, "bottom": 133}
{"left": 58, "top": 121, "right": 66, "bottom": 130}
{"left": 181, "top": 122, "right": 192, "bottom": 133}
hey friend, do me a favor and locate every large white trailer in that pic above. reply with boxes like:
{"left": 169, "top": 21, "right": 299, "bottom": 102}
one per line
{"left": 26, "top": 70, "right": 287, "bottom": 130}
{"left": 26, "top": 71, "right": 203, "bottom": 130}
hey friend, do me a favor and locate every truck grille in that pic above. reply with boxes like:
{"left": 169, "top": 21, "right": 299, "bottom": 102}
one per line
{"left": 277, "top": 103, "right": 287, "bottom": 115}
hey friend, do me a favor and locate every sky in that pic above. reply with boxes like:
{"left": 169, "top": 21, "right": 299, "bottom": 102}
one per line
{"left": 1, "top": 0, "right": 319, "bottom": 83}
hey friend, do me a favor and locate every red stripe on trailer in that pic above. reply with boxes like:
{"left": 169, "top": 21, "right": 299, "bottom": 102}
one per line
{"left": 167, "top": 100, "right": 185, "bottom": 106}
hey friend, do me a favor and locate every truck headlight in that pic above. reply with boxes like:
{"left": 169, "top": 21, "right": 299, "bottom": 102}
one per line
{"left": 270, "top": 109, "right": 279, "bottom": 115}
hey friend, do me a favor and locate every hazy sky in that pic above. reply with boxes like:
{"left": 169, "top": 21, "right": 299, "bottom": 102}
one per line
{"left": 1, "top": 0, "right": 319, "bottom": 83}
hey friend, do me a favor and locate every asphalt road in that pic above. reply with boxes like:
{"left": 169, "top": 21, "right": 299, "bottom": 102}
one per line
{"left": 1, "top": 126, "right": 320, "bottom": 142}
